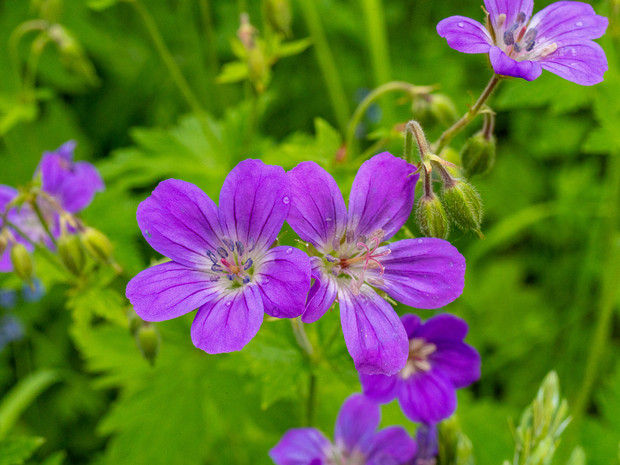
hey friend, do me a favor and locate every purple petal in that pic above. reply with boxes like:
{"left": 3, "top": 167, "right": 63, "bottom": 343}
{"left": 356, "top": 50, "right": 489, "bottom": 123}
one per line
{"left": 484, "top": 0, "right": 534, "bottom": 29}
{"left": 126, "top": 261, "right": 222, "bottom": 321}
{"left": 0, "top": 248, "right": 12, "bottom": 273}
{"left": 436, "top": 16, "right": 492, "bottom": 54}
{"left": 489, "top": 46, "right": 543, "bottom": 81}
{"left": 529, "top": 1, "right": 608, "bottom": 44}
{"left": 347, "top": 153, "right": 418, "bottom": 243}
{"left": 339, "top": 285, "right": 409, "bottom": 375}
{"left": 191, "top": 284, "right": 264, "bottom": 353}
{"left": 359, "top": 372, "right": 400, "bottom": 404}
{"left": 400, "top": 313, "right": 422, "bottom": 339}
{"left": 371, "top": 238, "right": 466, "bottom": 309}
{"left": 366, "top": 427, "right": 417, "bottom": 465}
{"left": 398, "top": 371, "right": 457, "bottom": 424}
{"left": 46, "top": 140, "right": 76, "bottom": 161}
{"left": 0, "top": 185, "right": 17, "bottom": 223}
{"left": 58, "top": 162, "right": 105, "bottom": 213}
{"left": 287, "top": 161, "right": 347, "bottom": 252}
{"left": 416, "top": 313, "right": 469, "bottom": 342}
{"left": 270, "top": 428, "right": 329, "bottom": 465}
{"left": 38, "top": 154, "right": 65, "bottom": 197}
{"left": 539, "top": 41, "right": 608, "bottom": 86}
{"left": 431, "top": 341, "right": 481, "bottom": 388}
{"left": 302, "top": 267, "right": 338, "bottom": 324}
{"left": 334, "top": 394, "right": 380, "bottom": 453}
{"left": 254, "top": 245, "right": 311, "bottom": 319}
{"left": 219, "top": 159, "right": 288, "bottom": 253}
{"left": 137, "top": 179, "right": 223, "bottom": 268}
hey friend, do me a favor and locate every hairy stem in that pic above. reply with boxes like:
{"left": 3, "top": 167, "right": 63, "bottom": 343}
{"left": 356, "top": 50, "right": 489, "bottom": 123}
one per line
{"left": 432, "top": 75, "right": 501, "bottom": 153}
{"left": 30, "top": 201, "right": 56, "bottom": 247}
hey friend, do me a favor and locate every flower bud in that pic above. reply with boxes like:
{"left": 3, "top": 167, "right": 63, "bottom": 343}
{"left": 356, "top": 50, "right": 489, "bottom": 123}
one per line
{"left": 429, "top": 94, "right": 459, "bottom": 126}
{"left": 58, "top": 234, "right": 86, "bottom": 276}
{"left": 415, "top": 193, "right": 449, "bottom": 239}
{"left": 460, "top": 132, "right": 496, "bottom": 177}
{"left": 127, "top": 307, "right": 143, "bottom": 336}
{"left": 10, "top": 243, "right": 34, "bottom": 284}
{"left": 442, "top": 180, "right": 483, "bottom": 235}
{"left": 0, "top": 232, "right": 8, "bottom": 256}
{"left": 136, "top": 323, "right": 160, "bottom": 366}
{"left": 265, "top": 0, "right": 292, "bottom": 37}
{"left": 82, "top": 227, "right": 113, "bottom": 263}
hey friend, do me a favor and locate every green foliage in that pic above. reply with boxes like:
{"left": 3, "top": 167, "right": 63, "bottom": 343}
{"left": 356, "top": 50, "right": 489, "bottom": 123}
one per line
{"left": 0, "top": 436, "right": 44, "bottom": 465}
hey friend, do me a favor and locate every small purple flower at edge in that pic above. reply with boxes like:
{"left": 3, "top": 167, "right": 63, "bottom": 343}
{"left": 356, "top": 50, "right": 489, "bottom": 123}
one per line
{"left": 286, "top": 153, "right": 466, "bottom": 376}
{"left": 125, "top": 160, "right": 311, "bottom": 354}
{"left": 437, "top": 0, "right": 608, "bottom": 85}
{"left": 0, "top": 141, "right": 104, "bottom": 272}
{"left": 360, "top": 313, "right": 481, "bottom": 425}
{"left": 270, "top": 393, "right": 417, "bottom": 465}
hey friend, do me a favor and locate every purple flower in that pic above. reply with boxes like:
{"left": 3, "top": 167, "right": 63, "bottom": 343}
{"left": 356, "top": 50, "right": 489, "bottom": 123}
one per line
{"left": 360, "top": 313, "right": 480, "bottom": 425}
{"left": 286, "top": 153, "right": 466, "bottom": 375}
{"left": 125, "top": 160, "right": 311, "bottom": 354}
{"left": 0, "top": 142, "right": 104, "bottom": 272}
{"left": 270, "top": 393, "right": 417, "bottom": 465}
{"left": 437, "top": 0, "right": 608, "bottom": 85}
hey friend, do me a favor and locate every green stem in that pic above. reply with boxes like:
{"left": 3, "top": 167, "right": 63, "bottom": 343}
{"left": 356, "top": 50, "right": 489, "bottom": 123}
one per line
{"left": 199, "top": 0, "right": 219, "bottom": 73}
{"left": 23, "top": 34, "right": 51, "bottom": 98}
{"left": 291, "top": 317, "right": 314, "bottom": 357}
{"left": 8, "top": 20, "right": 49, "bottom": 89}
{"left": 305, "top": 372, "right": 317, "bottom": 427}
{"left": 31, "top": 201, "right": 56, "bottom": 247}
{"left": 361, "top": 0, "right": 392, "bottom": 122}
{"left": 432, "top": 75, "right": 501, "bottom": 154}
{"left": 6, "top": 221, "right": 66, "bottom": 272}
{"left": 290, "top": 318, "right": 318, "bottom": 426}
{"left": 297, "top": 0, "right": 350, "bottom": 135}
{"left": 571, "top": 147, "right": 620, "bottom": 428}
{"left": 345, "top": 81, "right": 419, "bottom": 157}
{"left": 132, "top": 0, "right": 205, "bottom": 115}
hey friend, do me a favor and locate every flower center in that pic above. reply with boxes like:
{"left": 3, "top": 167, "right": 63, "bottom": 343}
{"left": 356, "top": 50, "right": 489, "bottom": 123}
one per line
{"left": 325, "top": 444, "right": 365, "bottom": 465}
{"left": 323, "top": 230, "right": 391, "bottom": 292}
{"left": 206, "top": 238, "right": 255, "bottom": 285}
{"left": 400, "top": 338, "right": 437, "bottom": 379}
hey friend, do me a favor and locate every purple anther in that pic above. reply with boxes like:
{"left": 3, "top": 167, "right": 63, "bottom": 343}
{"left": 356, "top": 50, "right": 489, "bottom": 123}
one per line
{"left": 243, "top": 258, "right": 253, "bottom": 270}
{"left": 206, "top": 250, "right": 218, "bottom": 263}
{"left": 235, "top": 241, "right": 244, "bottom": 256}
{"left": 524, "top": 28, "right": 538, "bottom": 51}
{"left": 222, "top": 238, "right": 235, "bottom": 252}
{"left": 346, "top": 230, "right": 354, "bottom": 243}
{"left": 211, "top": 263, "right": 223, "bottom": 272}
{"left": 217, "top": 246, "right": 228, "bottom": 258}
{"left": 243, "top": 276, "right": 251, "bottom": 284}
{"left": 227, "top": 274, "right": 234, "bottom": 281}
{"left": 209, "top": 275, "right": 220, "bottom": 282}
{"left": 247, "top": 236, "right": 256, "bottom": 253}
{"left": 517, "top": 11, "right": 526, "bottom": 23}
{"left": 325, "top": 255, "right": 336, "bottom": 263}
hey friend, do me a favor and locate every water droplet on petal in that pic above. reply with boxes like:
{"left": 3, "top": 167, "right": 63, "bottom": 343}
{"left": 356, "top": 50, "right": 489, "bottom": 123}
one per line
{"left": 263, "top": 277, "right": 270, "bottom": 285}
{"left": 417, "top": 239, "right": 423, "bottom": 244}
{"left": 326, "top": 217, "right": 332, "bottom": 222}
{"left": 449, "top": 261, "right": 454, "bottom": 268}
{"left": 457, "top": 22, "right": 464, "bottom": 28}
{"left": 575, "top": 21, "right": 583, "bottom": 27}
{"left": 225, "top": 301, "right": 232, "bottom": 307}
{"left": 286, "top": 247, "right": 293, "bottom": 254}
{"left": 282, "top": 196, "right": 290, "bottom": 205}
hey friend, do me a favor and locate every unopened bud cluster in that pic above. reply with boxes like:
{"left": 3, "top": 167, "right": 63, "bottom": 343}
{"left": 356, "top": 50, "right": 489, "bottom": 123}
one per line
{"left": 128, "top": 308, "right": 160, "bottom": 365}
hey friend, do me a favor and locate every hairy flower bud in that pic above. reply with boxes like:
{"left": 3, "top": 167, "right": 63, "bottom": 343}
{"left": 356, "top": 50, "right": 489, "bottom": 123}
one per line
{"left": 416, "top": 193, "right": 449, "bottom": 239}
{"left": 58, "top": 234, "right": 86, "bottom": 276}
{"left": 442, "top": 180, "right": 484, "bottom": 235}
{"left": 82, "top": 227, "right": 113, "bottom": 263}
{"left": 136, "top": 323, "right": 160, "bottom": 365}
{"left": 10, "top": 243, "right": 34, "bottom": 284}
{"left": 429, "top": 94, "right": 459, "bottom": 126}
{"left": 460, "top": 132, "right": 496, "bottom": 177}
{"left": 265, "top": 0, "right": 292, "bottom": 37}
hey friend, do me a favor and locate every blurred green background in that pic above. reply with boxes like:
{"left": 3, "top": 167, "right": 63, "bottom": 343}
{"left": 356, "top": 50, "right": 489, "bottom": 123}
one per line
{"left": 0, "top": 0, "right": 619, "bottom": 464}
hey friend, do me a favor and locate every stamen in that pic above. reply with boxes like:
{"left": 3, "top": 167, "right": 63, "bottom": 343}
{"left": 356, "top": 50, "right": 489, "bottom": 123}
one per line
{"left": 540, "top": 42, "right": 557, "bottom": 57}
{"left": 516, "top": 11, "right": 526, "bottom": 23}
{"left": 243, "top": 258, "right": 253, "bottom": 270}
{"left": 211, "top": 263, "right": 223, "bottom": 272}
{"left": 227, "top": 274, "right": 234, "bottom": 280}
{"left": 496, "top": 13, "right": 506, "bottom": 28}
{"left": 247, "top": 236, "right": 256, "bottom": 252}
{"left": 217, "top": 246, "right": 228, "bottom": 258}
{"left": 503, "top": 28, "right": 515, "bottom": 45}
{"left": 346, "top": 230, "right": 354, "bottom": 243}
{"left": 235, "top": 241, "right": 244, "bottom": 256}
{"left": 514, "top": 43, "right": 522, "bottom": 52}
{"left": 242, "top": 276, "right": 251, "bottom": 284}
{"left": 222, "top": 238, "right": 235, "bottom": 252}
{"left": 523, "top": 28, "right": 537, "bottom": 51}
{"left": 206, "top": 250, "right": 218, "bottom": 263}
{"left": 209, "top": 275, "right": 220, "bottom": 282}
{"left": 325, "top": 254, "right": 336, "bottom": 263}
{"left": 221, "top": 258, "right": 241, "bottom": 274}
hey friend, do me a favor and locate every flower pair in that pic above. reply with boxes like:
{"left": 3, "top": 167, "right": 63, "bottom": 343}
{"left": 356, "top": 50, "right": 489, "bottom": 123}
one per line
{"left": 0, "top": 142, "right": 104, "bottom": 272}
{"left": 127, "top": 153, "right": 468, "bottom": 376}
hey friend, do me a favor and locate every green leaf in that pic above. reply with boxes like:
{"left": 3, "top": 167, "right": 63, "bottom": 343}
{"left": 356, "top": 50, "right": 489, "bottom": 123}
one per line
{"left": 86, "top": 0, "right": 122, "bottom": 11}
{"left": 0, "top": 436, "right": 44, "bottom": 465}
{"left": 66, "top": 286, "right": 127, "bottom": 330}
{"left": 276, "top": 38, "right": 313, "bottom": 58}
{"left": 0, "top": 371, "right": 60, "bottom": 438}
{"left": 216, "top": 61, "right": 249, "bottom": 84}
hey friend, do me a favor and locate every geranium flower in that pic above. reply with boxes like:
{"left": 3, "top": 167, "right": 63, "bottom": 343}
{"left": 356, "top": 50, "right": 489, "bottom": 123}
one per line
{"left": 359, "top": 313, "right": 480, "bottom": 425}
{"left": 287, "top": 153, "right": 466, "bottom": 375}
{"left": 269, "top": 393, "right": 417, "bottom": 465}
{"left": 0, "top": 141, "right": 104, "bottom": 271}
{"left": 126, "top": 160, "right": 311, "bottom": 354}
{"left": 437, "top": 0, "right": 608, "bottom": 85}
